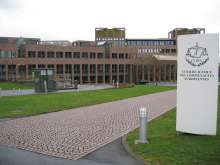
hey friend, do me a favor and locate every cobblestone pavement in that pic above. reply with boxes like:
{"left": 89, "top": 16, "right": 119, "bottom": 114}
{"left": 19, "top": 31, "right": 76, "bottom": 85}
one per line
{"left": 0, "top": 90, "right": 176, "bottom": 160}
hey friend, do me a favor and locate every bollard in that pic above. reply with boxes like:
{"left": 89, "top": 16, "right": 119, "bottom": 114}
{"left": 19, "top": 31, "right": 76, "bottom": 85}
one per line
{"left": 18, "top": 88, "right": 21, "bottom": 95}
{"left": 116, "top": 81, "right": 119, "bottom": 88}
{"left": 13, "top": 88, "right": 15, "bottom": 95}
{"left": 44, "top": 80, "right": 47, "bottom": 93}
{"left": 135, "top": 107, "right": 148, "bottom": 144}
{"left": 112, "top": 80, "right": 115, "bottom": 87}
{"left": 74, "top": 80, "right": 78, "bottom": 89}
{"left": 0, "top": 88, "right": 2, "bottom": 98}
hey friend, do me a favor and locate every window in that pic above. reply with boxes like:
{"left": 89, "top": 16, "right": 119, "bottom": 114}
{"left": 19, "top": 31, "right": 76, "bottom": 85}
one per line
{"left": 56, "top": 52, "right": 63, "bottom": 58}
{"left": 73, "top": 52, "right": 80, "bottom": 58}
{"left": 28, "top": 51, "right": 36, "bottom": 58}
{"left": 38, "top": 51, "right": 45, "bottom": 58}
{"left": 112, "top": 64, "right": 117, "bottom": 73}
{"left": 160, "top": 49, "right": 165, "bottom": 53}
{"left": 0, "top": 50, "right": 16, "bottom": 58}
{"left": 98, "top": 64, "right": 103, "bottom": 72}
{"left": 47, "top": 51, "right": 55, "bottom": 58}
{"left": 119, "top": 64, "right": 124, "bottom": 72}
{"left": 119, "top": 53, "right": 124, "bottom": 59}
{"left": 65, "top": 52, "right": 72, "bottom": 58}
{"left": 82, "top": 64, "right": 88, "bottom": 73}
{"left": 90, "top": 64, "right": 95, "bottom": 73}
{"left": 47, "top": 64, "right": 54, "bottom": 68}
{"left": 166, "top": 49, "right": 170, "bottom": 53}
{"left": 97, "top": 53, "right": 103, "bottom": 59}
{"left": 18, "top": 46, "right": 25, "bottom": 58}
{"left": 171, "top": 49, "right": 176, "bottom": 53}
{"left": 125, "top": 53, "right": 128, "bottom": 59}
{"left": 65, "top": 64, "right": 72, "bottom": 74}
{"left": 90, "top": 52, "right": 96, "bottom": 59}
{"left": 56, "top": 64, "right": 63, "bottom": 74}
{"left": 112, "top": 53, "right": 117, "bottom": 59}
{"left": 125, "top": 65, "right": 129, "bottom": 72}
{"left": 82, "top": 52, "right": 88, "bottom": 58}
{"left": 38, "top": 64, "right": 45, "bottom": 69}
{"left": 74, "top": 64, "right": 80, "bottom": 74}
{"left": 11, "top": 51, "right": 16, "bottom": 57}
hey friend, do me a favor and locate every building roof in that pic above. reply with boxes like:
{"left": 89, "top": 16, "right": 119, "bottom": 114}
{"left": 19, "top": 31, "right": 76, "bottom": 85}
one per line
{"left": 126, "top": 38, "right": 175, "bottom": 41}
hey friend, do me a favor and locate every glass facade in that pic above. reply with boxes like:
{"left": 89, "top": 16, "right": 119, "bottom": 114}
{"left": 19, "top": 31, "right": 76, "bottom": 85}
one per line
{"left": 126, "top": 39, "right": 176, "bottom": 46}
{"left": 0, "top": 50, "right": 16, "bottom": 58}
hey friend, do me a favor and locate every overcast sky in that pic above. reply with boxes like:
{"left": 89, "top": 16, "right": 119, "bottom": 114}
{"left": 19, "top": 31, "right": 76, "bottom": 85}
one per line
{"left": 0, "top": 0, "right": 219, "bottom": 41}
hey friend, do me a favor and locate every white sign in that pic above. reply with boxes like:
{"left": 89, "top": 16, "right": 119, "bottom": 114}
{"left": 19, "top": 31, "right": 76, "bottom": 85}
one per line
{"left": 176, "top": 34, "right": 219, "bottom": 135}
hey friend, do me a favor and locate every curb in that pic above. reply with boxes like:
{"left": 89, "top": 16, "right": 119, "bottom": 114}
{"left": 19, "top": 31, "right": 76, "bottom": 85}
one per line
{"left": 122, "top": 133, "right": 147, "bottom": 165}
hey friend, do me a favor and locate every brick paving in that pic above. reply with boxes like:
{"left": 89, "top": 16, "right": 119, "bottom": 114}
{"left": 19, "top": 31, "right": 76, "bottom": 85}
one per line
{"left": 0, "top": 90, "right": 176, "bottom": 160}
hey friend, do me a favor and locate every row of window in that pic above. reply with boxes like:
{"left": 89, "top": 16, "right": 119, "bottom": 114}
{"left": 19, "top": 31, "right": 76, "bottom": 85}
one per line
{"left": 28, "top": 51, "right": 129, "bottom": 59}
{"left": 137, "top": 48, "right": 176, "bottom": 54}
{"left": 112, "top": 53, "right": 128, "bottom": 59}
{"left": 0, "top": 50, "right": 129, "bottom": 59}
{"left": 27, "top": 51, "right": 105, "bottom": 59}
{"left": 2, "top": 64, "right": 129, "bottom": 74}
{"left": 96, "top": 37, "right": 125, "bottom": 41}
{"left": 127, "top": 40, "right": 176, "bottom": 46}
{"left": 0, "top": 50, "right": 16, "bottom": 58}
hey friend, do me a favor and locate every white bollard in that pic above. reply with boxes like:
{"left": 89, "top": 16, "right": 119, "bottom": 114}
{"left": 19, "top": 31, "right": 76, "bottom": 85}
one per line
{"left": 0, "top": 88, "right": 2, "bottom": 98}
{"left": 44, "top": 80, "right": 47, "bottom": 93}
{"left": 116, "top": 81, "right": 119, "bottom": 88}
{"left": 18, "top": 88, "right": 21, "bottom": 95}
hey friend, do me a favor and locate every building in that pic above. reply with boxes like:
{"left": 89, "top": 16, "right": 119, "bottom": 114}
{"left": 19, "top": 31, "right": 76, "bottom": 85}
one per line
{"left": 0, "top": 28, "right": 205, "bottom": 84}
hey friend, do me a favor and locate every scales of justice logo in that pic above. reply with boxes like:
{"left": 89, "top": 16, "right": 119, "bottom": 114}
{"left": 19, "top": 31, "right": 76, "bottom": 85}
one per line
{"left": 185, "top": 42, "right": 209, "bottom": 66}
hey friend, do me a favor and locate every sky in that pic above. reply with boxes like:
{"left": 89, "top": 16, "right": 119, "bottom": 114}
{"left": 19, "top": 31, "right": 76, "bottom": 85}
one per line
{"left": 0, "top": 0, "right": 220, "bottom": 41}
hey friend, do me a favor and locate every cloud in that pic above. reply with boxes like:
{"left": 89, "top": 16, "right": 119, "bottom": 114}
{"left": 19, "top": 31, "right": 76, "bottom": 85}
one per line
{"left": 0, "top": 0, "right": 19, "bottom": 10}
{"left": 0, "top": 0, "right": 219, "bottom": 42}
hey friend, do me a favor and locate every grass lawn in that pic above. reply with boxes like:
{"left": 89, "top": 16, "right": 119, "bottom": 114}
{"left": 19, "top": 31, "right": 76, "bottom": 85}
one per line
{"left": 126, "top": 99, "right": 220, "bottom": 164}
{"left": 0, "top": 85, "right": 175, "bottom": 118}
{"left": 0, "top": 82, "right": 33, "bottom": 90}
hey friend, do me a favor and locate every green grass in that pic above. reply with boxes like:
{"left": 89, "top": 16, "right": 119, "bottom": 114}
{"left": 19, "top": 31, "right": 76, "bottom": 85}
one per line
{"left": 126, "top": 98, "right": 220, "bottom": 164}
{"left": 0, "top": 85, "right": 175, "bottom": 118}
{"left": 0, "top": 82, "right": 33, "bottom": 90}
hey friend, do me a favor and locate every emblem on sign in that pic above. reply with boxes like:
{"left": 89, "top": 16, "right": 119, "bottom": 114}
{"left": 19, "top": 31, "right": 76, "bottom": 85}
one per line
{"left": 185, "top": 43, "right": 209, "bottom": 66}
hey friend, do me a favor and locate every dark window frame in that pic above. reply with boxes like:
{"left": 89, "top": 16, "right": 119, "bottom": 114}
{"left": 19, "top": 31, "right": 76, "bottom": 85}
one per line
{"left": 47, "top": 51, "right": 55, "bottom": 58}
{"left": 97, "top": 53, "right": 103, "bottom": 59}
{"left": 73, "top": 52, "right": 80, "bottom": 58}
{"left": 56, "top": 51, "right": 63, "bottom": 58}
{"left": 65, "top": 52, "right": 72, "bottom": 58}
{"left": 28, "top": 51, "right": 36, "bottom": 58}
{"left": 38, "top": 51, "right": 45, "bottom": 58}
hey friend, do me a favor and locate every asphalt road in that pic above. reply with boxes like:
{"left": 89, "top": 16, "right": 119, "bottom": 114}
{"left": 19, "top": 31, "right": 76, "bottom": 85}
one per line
{"left": 0, "top": 138, "right": 144, "bottom": 165}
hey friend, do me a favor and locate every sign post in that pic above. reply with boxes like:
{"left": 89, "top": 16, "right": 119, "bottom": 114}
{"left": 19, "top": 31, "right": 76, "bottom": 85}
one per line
{"left": 177, "top": 34, "right": 219, "bottom": 135}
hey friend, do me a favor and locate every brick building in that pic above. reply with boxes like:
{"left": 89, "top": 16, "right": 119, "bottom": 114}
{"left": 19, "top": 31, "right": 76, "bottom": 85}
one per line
{"left": 0, "top": 28, "right": 205, "bottom": 84}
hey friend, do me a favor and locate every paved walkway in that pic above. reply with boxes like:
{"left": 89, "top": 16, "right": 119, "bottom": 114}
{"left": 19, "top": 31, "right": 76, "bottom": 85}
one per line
{"left": 0, "top": 138, "right": 143, "bottom": 165}
{"left": 0, "top": 84, "right": 112, "bottom": 97}
{"left": 0, "top": 90, "right": 176, "bottom": 160}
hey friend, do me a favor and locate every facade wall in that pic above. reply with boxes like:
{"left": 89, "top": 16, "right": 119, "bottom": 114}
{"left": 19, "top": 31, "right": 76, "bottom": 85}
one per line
{"left": 0, "top": 27, "right": 191, "bottom": 84}
{"left": 0, "top": 42, "right": 177, "bottom": 83}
